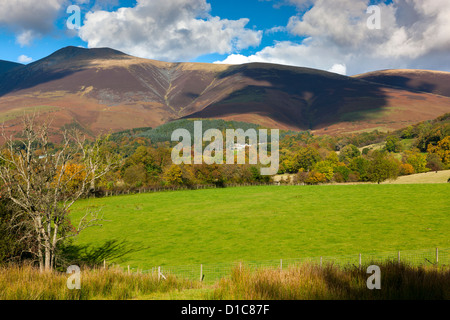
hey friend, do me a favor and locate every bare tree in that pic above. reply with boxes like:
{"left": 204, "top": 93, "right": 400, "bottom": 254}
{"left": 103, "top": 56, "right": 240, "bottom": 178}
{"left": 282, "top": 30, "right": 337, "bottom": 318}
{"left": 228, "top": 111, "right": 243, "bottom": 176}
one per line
{"left": 0, "top": 115, "right": 117, "bottom": 272}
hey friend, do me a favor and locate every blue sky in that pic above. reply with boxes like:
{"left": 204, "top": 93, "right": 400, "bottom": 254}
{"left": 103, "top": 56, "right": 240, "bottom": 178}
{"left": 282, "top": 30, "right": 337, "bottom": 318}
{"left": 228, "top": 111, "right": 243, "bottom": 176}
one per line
{"left": 1, "top": 0, "right": 450, "bottom": 75}
{"left": 0, "top": 0, "right": 302, "bottom": 64}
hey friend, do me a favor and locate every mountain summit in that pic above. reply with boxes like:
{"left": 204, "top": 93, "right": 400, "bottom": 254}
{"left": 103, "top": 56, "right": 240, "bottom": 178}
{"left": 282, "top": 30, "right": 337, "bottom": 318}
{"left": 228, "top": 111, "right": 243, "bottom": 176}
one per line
{"left": 0, "top": 47, "right": 449, "bottom": 137}
{"left": 28, "top": 46, "right": 130, "bottom": 69}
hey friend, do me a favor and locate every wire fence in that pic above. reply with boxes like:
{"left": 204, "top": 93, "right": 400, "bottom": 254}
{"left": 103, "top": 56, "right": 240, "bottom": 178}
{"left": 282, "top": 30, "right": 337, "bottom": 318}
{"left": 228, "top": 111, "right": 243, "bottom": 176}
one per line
{"left": 128, "top": 248, "right": 449, "bottom": 283}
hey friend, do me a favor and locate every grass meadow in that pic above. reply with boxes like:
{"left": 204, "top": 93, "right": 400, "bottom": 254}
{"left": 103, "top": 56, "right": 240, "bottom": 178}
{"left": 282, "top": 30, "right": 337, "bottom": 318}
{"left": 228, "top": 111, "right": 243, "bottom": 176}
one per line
{"left": 70, "top": 184, "right": 450, "bottom": 269}
{"left": 2, "top": 184, "right": 449, "bottom": 300}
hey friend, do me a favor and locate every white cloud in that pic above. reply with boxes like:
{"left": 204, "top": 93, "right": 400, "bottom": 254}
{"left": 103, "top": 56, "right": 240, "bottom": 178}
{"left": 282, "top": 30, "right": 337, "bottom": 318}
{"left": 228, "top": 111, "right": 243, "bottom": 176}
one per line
{"left": 18, "top": 54, "right": 33, "bottom": 63}
{"left": 217, "top": 0, "right": 450, "bottom": 74}
{"left": 0, "top": 0, "right": 66, "bottom": 45}
{"left": 328, "top": 63, "right": 347, "bottom": 75}
{"left": 16, "top": 30, "right": 37, "bottom": 46}
{"left": 215, "top": 40, "right": 350, "bottom": 75}
{"left": 78, "top": 0, "right": 263, "bottom": 62}
{"left": 265, "top": 26, "right": 286, "bottom": 34}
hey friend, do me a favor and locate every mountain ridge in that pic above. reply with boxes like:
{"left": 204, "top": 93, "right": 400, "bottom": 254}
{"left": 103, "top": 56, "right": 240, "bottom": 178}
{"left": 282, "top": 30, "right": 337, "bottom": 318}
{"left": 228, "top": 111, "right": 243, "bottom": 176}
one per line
{"left": 0, "top": 46, "right": 449, "bottom": 137}
{"left": 0, "top": 60, "right": 23, "bottom": 75}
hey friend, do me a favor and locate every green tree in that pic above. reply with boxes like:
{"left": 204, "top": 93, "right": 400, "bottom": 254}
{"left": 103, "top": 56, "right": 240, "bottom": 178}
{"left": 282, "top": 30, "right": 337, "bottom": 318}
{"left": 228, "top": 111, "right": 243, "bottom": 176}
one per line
{"left": 338, "top": 144, "right": 361, "bottom": 163}
{"left": 0, "top": 199, "right": 33, "bottom": 263}
{"left": 401, "top": 126, "right": 414, "bottom": 139}
{"left": 349, "top": 156, "right": 371, "bottom": 182}
{"left": 123, "top": 164, "right": 148, "bottom": 188}
{"left": 333, "top": 164, "right": 351, "bottom": 182}
{"left": 385, "top": 135, "right": 402, "bottom": 153}
{"left": 294, "top": 146, "right": 322, "bottom": 172}
{"left": 426, "top": 153, "right": 445, "bottom": 172}
{"left": 404, "top": 150, "right": 429, "bottom": 173}
{"left": 326, "top": 151, "right": 340, "bottom": 164}
{"left": 367, "top": 151, "right": 400, "bottom": 184}
{"left": 313, "top": 161, "right": 335, "bottom": 181}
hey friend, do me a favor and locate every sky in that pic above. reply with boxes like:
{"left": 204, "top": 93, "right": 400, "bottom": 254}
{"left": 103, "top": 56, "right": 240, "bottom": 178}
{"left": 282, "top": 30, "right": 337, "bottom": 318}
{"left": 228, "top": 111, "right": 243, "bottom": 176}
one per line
{"left": 1, "top": 0, "right": 450, "bottom": 76}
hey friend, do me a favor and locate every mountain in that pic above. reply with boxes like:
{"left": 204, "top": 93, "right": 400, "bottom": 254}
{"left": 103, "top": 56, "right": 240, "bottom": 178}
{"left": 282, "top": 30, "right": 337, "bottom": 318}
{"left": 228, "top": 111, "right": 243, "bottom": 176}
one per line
{"left": 0, "top": 60, "right": 23, "bottom": 75}
{"left": 354, "top": 69, "right": 450, "bottom": 98}
{"left": 0, "top": 46, "right": 449, "bottom": 137}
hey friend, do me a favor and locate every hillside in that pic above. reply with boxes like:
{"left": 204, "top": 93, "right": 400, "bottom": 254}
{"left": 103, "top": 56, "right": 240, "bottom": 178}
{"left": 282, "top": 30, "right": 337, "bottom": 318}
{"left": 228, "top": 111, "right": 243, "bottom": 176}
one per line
{"left": 381, "top": 170, "right": 450, "bottom": 184}
{"left": 0, "top": 60, "right": 23, "bottom": 75}
{"left": 354, "top": 69, "right": 450, "bottom": 98}
{"left": 0, "top": 46, "right": 450, "bottom": 138}
{"left": 274, "top": 170, "right": 450, "bottom": 185}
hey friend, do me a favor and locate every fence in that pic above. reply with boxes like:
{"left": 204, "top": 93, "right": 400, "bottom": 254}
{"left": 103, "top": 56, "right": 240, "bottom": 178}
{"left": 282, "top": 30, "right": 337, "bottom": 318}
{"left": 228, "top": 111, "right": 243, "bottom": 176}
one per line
{"left": 91, "top": 182, "right": 276, "bottom": 199}
{"left": 120, "top": 247, "right": 449, "bottom": 283}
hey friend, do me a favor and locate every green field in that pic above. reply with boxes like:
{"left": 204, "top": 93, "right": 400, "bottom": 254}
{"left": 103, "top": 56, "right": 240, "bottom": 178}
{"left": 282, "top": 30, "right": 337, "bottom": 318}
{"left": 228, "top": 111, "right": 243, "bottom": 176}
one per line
{"left": 71, "top": 184, "right": 450, "bottom": 270}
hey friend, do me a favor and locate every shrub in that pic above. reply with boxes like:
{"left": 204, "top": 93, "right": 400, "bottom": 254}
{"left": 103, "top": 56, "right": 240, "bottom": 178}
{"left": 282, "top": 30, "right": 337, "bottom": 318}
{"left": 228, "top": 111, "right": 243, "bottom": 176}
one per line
{"left": 305, "top": 171, "right": 327, "bottom": 185}
{"left": 293, "top": 171, "right": 308, "bottom": 184}
{"left": 400, "top": 163, "right": 415, "bottom": 175}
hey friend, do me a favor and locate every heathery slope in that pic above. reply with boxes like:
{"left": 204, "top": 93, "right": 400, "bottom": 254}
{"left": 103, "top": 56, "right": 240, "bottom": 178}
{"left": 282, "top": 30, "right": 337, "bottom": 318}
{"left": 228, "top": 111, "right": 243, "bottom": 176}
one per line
{"left": 0, "top": 46, "right": 449, "bottom": 137}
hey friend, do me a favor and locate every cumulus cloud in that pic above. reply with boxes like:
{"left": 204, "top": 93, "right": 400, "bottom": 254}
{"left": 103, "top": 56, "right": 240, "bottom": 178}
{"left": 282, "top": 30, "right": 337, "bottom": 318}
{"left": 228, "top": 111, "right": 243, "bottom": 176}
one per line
{"left": 17, "top": 54, "right": 33, "bottom": 63}
{"left": 217, "top": 0, "right": 450, "bottom": 75}
{"left": 0, "top": 0, "right": 66, "bottom": 45}
{"left": 78, "top": 0, "right": 263, "bottom": 62}
{"left": 216, "top": 40, "right": 350, "bottom": 75}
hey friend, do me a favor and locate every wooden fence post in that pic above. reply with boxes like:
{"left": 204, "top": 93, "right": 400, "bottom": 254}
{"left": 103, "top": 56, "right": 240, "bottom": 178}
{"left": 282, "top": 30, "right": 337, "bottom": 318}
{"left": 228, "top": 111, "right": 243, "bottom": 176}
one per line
{"left": 359, "top": 253, "right": 361, "bottom": 270}
{"left": 200, "top": 264, "right": 203, "bottom": 282}
{"left": 436, "top": 248, "right": 439, "bottom": 264}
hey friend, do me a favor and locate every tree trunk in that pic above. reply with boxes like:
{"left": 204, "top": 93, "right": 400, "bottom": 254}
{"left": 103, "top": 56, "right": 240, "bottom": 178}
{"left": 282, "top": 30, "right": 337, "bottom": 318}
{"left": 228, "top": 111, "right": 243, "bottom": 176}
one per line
{"left": 45, "top": 246, "right": 51, "bottom": 272}
{"left": 38, "top": 245, "right": 44, "bottom": 273}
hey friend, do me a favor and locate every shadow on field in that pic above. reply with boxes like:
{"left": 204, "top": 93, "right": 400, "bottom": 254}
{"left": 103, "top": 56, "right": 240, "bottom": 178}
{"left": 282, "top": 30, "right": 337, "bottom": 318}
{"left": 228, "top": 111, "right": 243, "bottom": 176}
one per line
{"left": 319, "top": 265, "right": 369, "bottom": 300}
{"left": 209, "top": 261, "right": 450, "bottom": 300}
{"left": 58, "top": 239, "right": 147, "bottom": 269}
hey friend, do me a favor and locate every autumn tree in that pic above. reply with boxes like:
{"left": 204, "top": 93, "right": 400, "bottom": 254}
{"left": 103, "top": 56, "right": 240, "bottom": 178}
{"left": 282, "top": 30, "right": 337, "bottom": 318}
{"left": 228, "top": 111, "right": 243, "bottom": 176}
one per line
{"left": 400, "top": 163, "right": 415, "bottom": 175}
{"left": 164, "top": 164, "right": 188, "bottom": 186}
{"left": 427, "top": 136, "right": 450, "bottom": 166}
{"left": 313, "top": 160, "right": 335, "bottom": 181}
{"left": 0, "top": 115, "right": 116, "bottom": 272}
{"left": 404, "top": 150, "right": 429, "bottom": 173}
{"left": 304, "top": 171, "right": 327, "bottom": 185}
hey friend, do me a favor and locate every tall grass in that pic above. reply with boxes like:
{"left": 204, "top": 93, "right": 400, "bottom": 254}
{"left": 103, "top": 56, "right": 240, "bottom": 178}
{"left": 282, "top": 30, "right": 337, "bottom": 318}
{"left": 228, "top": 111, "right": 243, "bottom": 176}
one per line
{"left": 208, "top": 261, "right": 450, "bottom": 300}
{"left": 1, "top": 261, "right": 449, "bottom": 300}
{"left": 0, "top": 263, "right": 202, "bottom": 300}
